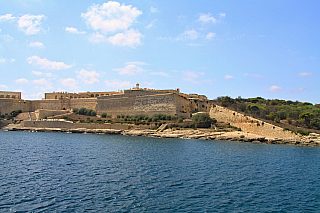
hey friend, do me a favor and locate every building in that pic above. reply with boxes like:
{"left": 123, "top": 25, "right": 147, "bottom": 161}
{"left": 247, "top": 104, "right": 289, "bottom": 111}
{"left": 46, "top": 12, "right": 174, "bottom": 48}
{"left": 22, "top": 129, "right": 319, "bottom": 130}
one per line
{"left": 0, "top": 85, "right": 212, "bottom": 117}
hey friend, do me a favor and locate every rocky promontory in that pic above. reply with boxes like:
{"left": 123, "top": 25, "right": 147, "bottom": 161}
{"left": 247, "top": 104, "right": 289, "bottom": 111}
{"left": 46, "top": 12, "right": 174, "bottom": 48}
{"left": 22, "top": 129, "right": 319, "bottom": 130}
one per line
{"left": 3, "top": 124, "right": 320, "bottom": 147}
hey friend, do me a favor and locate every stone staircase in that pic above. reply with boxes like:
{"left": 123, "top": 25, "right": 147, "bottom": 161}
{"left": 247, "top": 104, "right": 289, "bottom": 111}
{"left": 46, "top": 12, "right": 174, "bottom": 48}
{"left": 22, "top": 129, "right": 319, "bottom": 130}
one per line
{"left": 157, "top": 124, "right": 168, "bottom": 132}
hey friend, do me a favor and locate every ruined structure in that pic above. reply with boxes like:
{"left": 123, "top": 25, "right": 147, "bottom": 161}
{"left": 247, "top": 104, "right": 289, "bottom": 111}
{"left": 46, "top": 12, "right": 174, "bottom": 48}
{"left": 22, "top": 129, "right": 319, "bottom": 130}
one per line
{"left": 0, "top": 84, "right": 212, "bottom": 117}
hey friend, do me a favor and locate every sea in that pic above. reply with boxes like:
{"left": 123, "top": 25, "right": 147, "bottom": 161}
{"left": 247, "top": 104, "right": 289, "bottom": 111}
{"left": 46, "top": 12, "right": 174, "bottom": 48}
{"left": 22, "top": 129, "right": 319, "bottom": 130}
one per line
{"left": 0, "top": 131, "right": 319, "bottom": 212}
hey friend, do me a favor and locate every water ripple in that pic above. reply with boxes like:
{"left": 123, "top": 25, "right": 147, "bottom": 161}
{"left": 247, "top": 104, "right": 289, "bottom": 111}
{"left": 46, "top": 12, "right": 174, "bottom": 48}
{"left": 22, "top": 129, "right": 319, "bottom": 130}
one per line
{"left": 0, "top": 131, "right": 320, "bottom": 212}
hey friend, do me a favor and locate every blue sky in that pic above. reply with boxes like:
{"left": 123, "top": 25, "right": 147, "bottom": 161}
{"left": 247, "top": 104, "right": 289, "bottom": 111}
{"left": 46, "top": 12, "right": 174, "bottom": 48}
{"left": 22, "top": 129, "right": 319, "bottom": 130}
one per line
{"left": 0, "top": 0, "right": 319, "bottom": 103}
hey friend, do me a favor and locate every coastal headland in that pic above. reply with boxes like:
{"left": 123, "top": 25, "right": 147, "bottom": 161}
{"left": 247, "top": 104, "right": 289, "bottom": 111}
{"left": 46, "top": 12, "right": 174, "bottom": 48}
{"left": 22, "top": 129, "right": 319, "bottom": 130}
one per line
{"left": 1, "top": 85, "right": 320, "bottom": 147}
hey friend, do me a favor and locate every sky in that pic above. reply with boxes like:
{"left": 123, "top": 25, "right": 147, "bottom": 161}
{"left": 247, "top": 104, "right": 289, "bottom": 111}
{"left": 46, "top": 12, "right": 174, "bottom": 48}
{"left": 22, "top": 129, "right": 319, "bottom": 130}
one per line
{"left": 0, "top": 0, "right": 319, "bottom": 103}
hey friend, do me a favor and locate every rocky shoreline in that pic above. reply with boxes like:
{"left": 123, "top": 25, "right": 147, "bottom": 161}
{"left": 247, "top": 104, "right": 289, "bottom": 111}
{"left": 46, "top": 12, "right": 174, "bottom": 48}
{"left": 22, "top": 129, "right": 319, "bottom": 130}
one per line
{"left": 3, "top": 125, "right": 320, "bottom": 147}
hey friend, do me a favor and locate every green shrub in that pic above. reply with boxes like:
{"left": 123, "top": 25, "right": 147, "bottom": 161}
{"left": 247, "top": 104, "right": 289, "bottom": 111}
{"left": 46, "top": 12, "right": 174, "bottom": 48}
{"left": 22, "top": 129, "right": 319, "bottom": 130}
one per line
{"left": 191, "top": 113, "right": 217, "bottom": 128}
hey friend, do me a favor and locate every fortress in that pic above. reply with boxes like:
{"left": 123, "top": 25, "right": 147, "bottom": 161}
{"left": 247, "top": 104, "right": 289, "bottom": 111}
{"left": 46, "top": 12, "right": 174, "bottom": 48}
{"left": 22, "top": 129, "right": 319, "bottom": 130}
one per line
{"left": 0, "top": 84, "right": 212, "bottom": 118}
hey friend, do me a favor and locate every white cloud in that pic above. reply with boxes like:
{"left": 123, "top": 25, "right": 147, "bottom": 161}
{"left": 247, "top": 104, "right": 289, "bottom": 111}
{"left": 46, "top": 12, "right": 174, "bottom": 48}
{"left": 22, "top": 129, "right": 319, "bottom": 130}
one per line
{"left": 27, "top": 56, "right": 73, "bottom": 70}
{"left": 65, "top": 27, "right": 86, "bottom": 34}
{"left": 224, "top": 75, "right": 234, "bottom": 79}
{"left": 89, "top": 32, "right": 108, "bottom": 43}
{"left": 61, "top": 78, "right": 79, "bottom": 91}
{"left": 126, "top": 61, "right": 149, "bottom": 65}
{"left": 107, "top": 28, "right": 142, "bottom": 47}
{"left": 114, "top": 64, "right": 143, "bottom": 75}
{"left": 0, "top": 58, "right": 6, "bottom": 63}
{"left": 244, "top": 73, "right": 264, "bottom": 78}
{"left": 0, "top": 14, "right": 16, "bottom": 21}
{"left": 146, "top": 23, "right": 153, "bottom": 29}
{"left": 81, "top": 2, "right": 142, "bottom": 34}
{"left": 33, "top": 78, "right": 53, "bottom": 91}
{"left": 105, "top": 80, "right": 132, "bottom": 88}
{"left": 11, "top": 59, "right": 15, "bottom": 62}
{"left": 198, "top": 13, "right": 216, "bottom": 23}
{"left": 31, "top": 70, "right": 42, "bottom": 75}
{"left": 299, "top": 72, "right": 311, "bottom": 77}
{"left": 150, "top": 7, "right": 159, "bottom": 13}
{"left": 0, "top": 84, "right": 8, "bottom": 89}
{"left": 14, "top": 89, "right": 26, "bottom": 93}
{"left": 15, "top": 78, "right": 29, "bottom": 84}
{"left": 183, "top": 71, "right": 202, "bottom": 81}
{"left": 0, "top": 34, "right": 14, "bottom": 42}
{"left": 150, "top": 72, "right": 169, "bottom": 77}
{"left": 206, "top": 32, "right": 216, "bottom": 40}
{"left": 18, "top": 14, "right": 46, "bottom": 35}
{"left": 182, "top": 71, "right": 210, "bottom": 84}
{"left": 146, "top": 19, "right": 157, "bottom": 29}
{"left": 76, "top": 69, "right": 100, "bottom": 84}
{"left": 28, "top": 41, "right": 44, "bottom": 48}
{"left": 29, "top": 92, "right": 43, "bottom": 98}
{"left": 293, "top": 87, "right": 310, "bottom": 93}
{"left": 176, "top": 30, "right": 199, "bottom": 40}
{"left": 32, "top": 78, "right": 49, "bottom": 85}
{"left": 267, "top": 85, "right": 282, "bottom": 92}
{"left": 187, "top": 43, "right": 202, "bottom": 46}
{"left": 218, "top": 13, "right": 226, "bottom": 18}
{"left": 45, "top": 72, "right": 53, "bottom": 77}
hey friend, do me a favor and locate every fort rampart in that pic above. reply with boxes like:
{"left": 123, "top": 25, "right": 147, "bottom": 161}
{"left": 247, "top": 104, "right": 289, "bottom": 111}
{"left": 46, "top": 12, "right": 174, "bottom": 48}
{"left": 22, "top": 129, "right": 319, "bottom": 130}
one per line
{"left": 210, "top": 105, "right": 298, "bottom": 139}
{"left": 21, "top": 120, "right": 134, "bottom": 130}
{"left": 0, "top": 87, "right": 210, "bottom": 118}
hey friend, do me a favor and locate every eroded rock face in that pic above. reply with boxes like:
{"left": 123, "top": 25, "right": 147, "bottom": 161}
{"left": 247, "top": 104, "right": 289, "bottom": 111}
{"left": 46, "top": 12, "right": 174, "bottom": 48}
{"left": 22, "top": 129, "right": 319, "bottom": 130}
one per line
{"left": 4, "top": 125, "right": 320, "bottom": 147}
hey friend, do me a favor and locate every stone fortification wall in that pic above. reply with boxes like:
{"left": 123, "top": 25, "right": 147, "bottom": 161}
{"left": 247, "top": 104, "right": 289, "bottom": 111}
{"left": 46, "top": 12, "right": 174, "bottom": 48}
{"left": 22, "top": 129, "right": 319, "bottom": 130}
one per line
{"left": 21, "top": 120, "right": 131, "bottom": 130}
{"left": 45, "top": 91, "right": 121, "bottom": 99}
{"left": 0, "top": 120, "right": 12, "bottom": 128}
{"left": 35, "top": 109, "right": 70, "bottom": 119}
{"left": 0, "top": 99, "right": 32, "bottom": 114}
{"left": 97, "top": 93, "right": 178, "bottom": 116}
{"left": 29, "top": 98, "right": 97, "bottom": 112}
{"left": 0, "top": 98, "right": 97, "bottom": 115}
{"left": 98, "top": 89, "right": 169, "bottom": 100}
{"left": 210, "top": 105, "right": 298, "bottom": 139}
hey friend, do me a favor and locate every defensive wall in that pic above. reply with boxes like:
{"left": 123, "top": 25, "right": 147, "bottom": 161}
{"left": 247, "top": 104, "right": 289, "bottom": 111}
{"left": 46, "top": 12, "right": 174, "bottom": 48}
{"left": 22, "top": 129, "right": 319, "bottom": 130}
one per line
{"left": 45, "top": 91, "right": 122, "bottom": 99}
{"left": 0, "top": 86, "right": 211, "bottom": 118}
{"left": 210, "top": 105, "right": 298, "bottom": 139}
{"left": 35, "top": 109, "right": 70, "bottom": 120}
{"left": 21, "top": 120, "right": 138, "bottom": 130}
{"left": 0, "top": 98, "right": 97, "bottom": 115}
{"left": 97, "top": 93, "right": 180, "bottom": 117}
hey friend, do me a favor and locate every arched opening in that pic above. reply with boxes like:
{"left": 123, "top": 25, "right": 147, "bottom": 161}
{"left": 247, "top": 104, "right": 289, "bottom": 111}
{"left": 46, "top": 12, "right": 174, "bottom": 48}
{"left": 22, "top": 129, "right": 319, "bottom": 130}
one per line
{"left": 91, "top": 94, "right": 94, "bottom": 97}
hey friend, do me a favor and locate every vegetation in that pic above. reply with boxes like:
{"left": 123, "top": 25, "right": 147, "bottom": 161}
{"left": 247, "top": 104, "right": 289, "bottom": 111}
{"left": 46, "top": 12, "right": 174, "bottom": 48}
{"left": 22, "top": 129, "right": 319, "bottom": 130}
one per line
{"left": 101, "top": 113, "right": 111, "bottom": 118}
{"left": 216, "top": 96, "right": 320, "bottom": 130}
{"left": 73, "top": 108, "right": 96, "bottom": 116}
{"left": 191, "top": 113, "right": 217, "bottom": 128}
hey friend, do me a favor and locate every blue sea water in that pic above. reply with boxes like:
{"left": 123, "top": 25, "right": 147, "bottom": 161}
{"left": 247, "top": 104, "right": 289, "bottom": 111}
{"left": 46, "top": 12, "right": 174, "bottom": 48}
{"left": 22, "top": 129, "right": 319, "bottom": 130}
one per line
{"left": 0, "top": 131, "right": 319, "bottom": 212}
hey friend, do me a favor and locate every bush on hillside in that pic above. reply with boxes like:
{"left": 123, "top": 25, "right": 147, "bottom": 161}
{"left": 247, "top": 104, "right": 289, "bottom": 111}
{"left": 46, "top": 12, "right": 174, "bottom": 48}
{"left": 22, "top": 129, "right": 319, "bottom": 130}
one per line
{"left": 191, "top": 113, "right": 217, "bottom": 128}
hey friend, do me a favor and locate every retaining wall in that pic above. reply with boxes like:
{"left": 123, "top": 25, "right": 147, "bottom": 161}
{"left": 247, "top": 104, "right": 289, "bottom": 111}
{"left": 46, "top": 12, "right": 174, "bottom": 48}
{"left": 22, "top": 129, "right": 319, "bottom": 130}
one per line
{"left": 210, "top": 105, "right": 298, "bottom": 139}
{"left": 21, "top": 121, "right": 134, "bottom": 130}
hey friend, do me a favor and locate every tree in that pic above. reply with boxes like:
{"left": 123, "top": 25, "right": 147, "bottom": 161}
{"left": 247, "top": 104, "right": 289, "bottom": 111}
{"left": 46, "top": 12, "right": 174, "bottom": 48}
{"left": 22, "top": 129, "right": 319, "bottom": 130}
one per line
{"left": 299, "top": 112, "right": 314, "bottom": 127}
{"left": 191, "top": 113, "right": 217, "bottom": 128}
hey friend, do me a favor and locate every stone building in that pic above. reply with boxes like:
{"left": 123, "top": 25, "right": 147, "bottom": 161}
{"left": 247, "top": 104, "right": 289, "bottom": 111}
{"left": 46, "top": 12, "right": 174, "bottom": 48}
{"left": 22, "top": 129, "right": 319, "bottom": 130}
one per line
{"left": 0, "top": 85, "right": 212, "bottom": 117}
{"left": 0, "top": 91, "right": 21, "bottom": 99}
